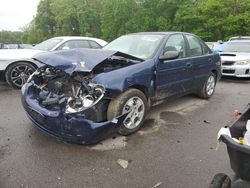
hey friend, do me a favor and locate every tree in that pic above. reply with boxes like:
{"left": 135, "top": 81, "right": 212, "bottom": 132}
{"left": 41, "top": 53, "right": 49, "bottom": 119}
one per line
{"left": 0, "top": 31, "right": 23, "bottom": 44}
{"left": 21, "top": 0, "right": 250, "bottom": 43}
{"left": 35, "top": 0, "right": 56, "bottom": 40}
{"left": 174, "top": 0, "right": 250, "bottom": 41}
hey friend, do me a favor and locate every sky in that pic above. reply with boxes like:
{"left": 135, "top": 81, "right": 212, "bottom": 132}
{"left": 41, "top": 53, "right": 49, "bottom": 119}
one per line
{"left": 0, "top": 0, "right": 41, "bottom": 31}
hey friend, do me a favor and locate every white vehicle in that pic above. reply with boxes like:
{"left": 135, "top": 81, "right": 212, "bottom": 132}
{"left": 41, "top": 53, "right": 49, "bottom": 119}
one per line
{"left": 229, "top": 36, "right": 250, "bottom": 41}
{"left": 0, "top": 36, "right": 107, "bottom": 88}
{"left": 220, "top": 40, "right": 250, "bottom": 77}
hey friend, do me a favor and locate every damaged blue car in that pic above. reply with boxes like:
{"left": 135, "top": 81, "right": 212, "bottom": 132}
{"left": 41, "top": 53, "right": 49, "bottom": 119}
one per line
{"left": 21, "top": 32, "right": 221, "bottom": 144}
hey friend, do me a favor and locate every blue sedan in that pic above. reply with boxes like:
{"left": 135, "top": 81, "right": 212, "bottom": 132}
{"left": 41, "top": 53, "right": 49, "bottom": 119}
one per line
{"left": 21, "top": 32, "right": 221, "bottom": 144}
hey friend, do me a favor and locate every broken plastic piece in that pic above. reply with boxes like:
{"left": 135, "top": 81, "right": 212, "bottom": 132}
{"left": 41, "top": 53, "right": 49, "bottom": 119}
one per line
{"left": 112, "top": 118, "right": 118, "bottom": 124}
{"left": 152, "top": 182, "right": 162, "bottom": 188}
{"left": 117, "top": 159, "right": 129, "bottom": 169}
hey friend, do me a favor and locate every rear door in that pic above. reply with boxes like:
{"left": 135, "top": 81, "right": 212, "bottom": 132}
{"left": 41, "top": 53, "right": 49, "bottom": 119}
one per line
{"left": 184, "top": 34, "right": 213, "bottom": 89}
{"left": 155, "top": 34, "right": 193, "bottom": 100}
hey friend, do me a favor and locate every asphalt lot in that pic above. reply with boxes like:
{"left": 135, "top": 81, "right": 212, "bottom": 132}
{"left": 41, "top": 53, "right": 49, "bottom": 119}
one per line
{"left": 0, "top": 77, "right": 250, "bottom": 188}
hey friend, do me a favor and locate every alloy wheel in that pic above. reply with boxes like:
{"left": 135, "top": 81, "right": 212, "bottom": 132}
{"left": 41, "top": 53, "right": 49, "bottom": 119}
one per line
{"left": 10, "top": 65, "right": 35, "bottom": 88}
{"left": 122, "top": 96, "right": 145, "bottom": 129}
{"left": 206, "top": 75, "right": 215, "bottom": 96}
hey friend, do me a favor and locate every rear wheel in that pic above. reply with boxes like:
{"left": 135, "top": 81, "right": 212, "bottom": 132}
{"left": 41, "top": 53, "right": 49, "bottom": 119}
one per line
{"left": 107, "top": 89, "right": 148, "bottom": 135}
{"left": 198, "top": 72, "right": 216, "bottom": 99}
{"left": 5, "top": 62, "right": 36, "bottom": 89}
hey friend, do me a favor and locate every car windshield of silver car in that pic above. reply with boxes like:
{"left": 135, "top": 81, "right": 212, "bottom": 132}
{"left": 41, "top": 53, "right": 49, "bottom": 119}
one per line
{"left": 221, "top": 42, "right": 250, "bottom": 53}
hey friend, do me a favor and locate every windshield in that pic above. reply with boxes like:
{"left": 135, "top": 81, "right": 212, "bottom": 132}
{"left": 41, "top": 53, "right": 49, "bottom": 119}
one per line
{"left": 103, "top": 34, "right": 164, "bottom": 60}
{"left": 33, "top": 38, "right": 62, "bottom": 51}
{"left": 221, "top": 42, "right": 250, "bottom": 53}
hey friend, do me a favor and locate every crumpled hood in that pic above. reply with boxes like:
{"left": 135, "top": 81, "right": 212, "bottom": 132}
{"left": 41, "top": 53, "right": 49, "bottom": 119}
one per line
{"left": 220, "top": 52, "right": 250, "bottom": 62}
{"left": 0, "top": 49, "right": 45, "bottom": 60}
{"left": 33, "top": 48, "right": 139, "bottom": 74}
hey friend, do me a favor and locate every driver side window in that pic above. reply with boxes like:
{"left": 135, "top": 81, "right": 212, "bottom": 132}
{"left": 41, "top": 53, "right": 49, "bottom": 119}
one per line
{"left": 164, "top": 34, "right": 187, "bottom": 58}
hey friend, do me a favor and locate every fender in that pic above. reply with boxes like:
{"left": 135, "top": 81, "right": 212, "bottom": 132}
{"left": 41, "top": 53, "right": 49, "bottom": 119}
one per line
{"left": 92, "top": 59, "right": 156, "bottom": 98}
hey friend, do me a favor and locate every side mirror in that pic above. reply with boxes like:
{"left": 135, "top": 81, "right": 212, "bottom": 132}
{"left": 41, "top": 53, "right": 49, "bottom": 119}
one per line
{"left": 217, "top": 40, "right": 223, "bottom": 44}
{"left": 62, "top": 46, "right": 70, "bottom": 50}
{"left": 159, "top": 51, "right": 179, "bottom": 61}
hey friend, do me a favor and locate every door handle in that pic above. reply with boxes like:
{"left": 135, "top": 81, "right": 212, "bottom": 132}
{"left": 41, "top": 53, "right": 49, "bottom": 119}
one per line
{"left": 186, "top": 62, "right": 192, "bottom": 68}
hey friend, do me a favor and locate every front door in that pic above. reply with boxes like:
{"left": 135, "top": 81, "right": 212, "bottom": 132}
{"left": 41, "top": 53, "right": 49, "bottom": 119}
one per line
{"left": 155, "top": 34, "right": 193, "bottom": 101}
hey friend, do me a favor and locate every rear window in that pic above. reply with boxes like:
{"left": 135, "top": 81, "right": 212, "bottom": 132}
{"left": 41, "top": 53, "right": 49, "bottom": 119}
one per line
{"left": 89, "top": 41, "right": 101, "bottom": 49}
{"left": 200, "top": 41, "right": 211, "bottom": 55}
{"left": 186, "top": 35, "right": 203, "bottom": 57}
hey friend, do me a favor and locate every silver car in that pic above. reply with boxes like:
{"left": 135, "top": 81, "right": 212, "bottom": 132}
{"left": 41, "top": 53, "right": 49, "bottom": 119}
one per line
{"left": 220, "top": 40, "right": 250, "bottom": 77}
{"left": 229, "top": 36, "right": 250, "bottom": 41}
{"left": 0, "top": 36, "right": 107, "bottom": 88}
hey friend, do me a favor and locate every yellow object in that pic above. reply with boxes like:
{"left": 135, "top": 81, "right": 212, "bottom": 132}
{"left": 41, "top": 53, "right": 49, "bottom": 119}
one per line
{"left": 239, "top": 137, "right": 245, "bottom": 145}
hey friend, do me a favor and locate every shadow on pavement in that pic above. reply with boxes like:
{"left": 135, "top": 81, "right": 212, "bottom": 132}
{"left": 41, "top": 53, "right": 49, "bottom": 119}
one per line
{"left": 0, "top": 82, "right": 13, "bottom": 92}
{"left": 220, "top": 76, "right": 250, "bottom": 84}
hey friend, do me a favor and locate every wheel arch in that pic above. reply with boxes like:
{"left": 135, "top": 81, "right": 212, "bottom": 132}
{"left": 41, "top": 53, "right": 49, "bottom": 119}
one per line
{"left": 128, "top": 84, "right": 149, "bottom": 98}
{"left": 107, "top": 86, "right": 149, "bottom": 135}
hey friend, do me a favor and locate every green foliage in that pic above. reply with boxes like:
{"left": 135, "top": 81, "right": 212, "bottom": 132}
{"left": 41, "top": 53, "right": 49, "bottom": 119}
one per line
{"left": 18, "top": 0, "right": 250, "bottom": 43}
{"left": 0, "top": 31, "right": 23, "bottom": 44}
{"left": 35, "top": 0, "right": 56, "bottom": 40}
{"left": 174, "top": 0, "right": 250, "bottom": 41}
{"left": 21, "top": 21, "right": 43, "bottom": 44}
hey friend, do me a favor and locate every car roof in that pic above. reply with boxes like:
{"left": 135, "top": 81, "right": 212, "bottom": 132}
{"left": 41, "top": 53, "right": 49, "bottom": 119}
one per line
{"left": 51, "top": 36, "right": 107, "bottom": 46}
{"left": 52, "top": 36, "right": 99, "bottom": 40}
{"left": 230, "top": 36, "right": 250, "bottom": 38}
{"left": 127, "top": 32, "right": 192, "bottom": 36}
{"left": 228, "top": 40, "right": 250, "bottom": 43}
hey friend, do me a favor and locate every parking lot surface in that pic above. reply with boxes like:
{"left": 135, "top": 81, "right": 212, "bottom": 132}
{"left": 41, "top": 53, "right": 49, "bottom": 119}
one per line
{"left": 0, "top": 77, "right": 250, "bottom": 188}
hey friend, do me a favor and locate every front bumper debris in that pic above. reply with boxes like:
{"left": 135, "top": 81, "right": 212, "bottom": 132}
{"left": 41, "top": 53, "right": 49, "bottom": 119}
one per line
{"left": 21, "top": 83, "right": 126, "bottom": 144}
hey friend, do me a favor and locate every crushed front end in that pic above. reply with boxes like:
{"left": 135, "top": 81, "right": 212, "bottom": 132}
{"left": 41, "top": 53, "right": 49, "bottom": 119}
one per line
{"left": 21, "top": 65, "right": 125, "bottom": 144}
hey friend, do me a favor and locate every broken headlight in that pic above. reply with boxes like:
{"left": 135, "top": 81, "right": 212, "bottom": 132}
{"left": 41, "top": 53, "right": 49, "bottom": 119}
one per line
{"left": 65, "top": 83, "right": 105, "bottom": 114}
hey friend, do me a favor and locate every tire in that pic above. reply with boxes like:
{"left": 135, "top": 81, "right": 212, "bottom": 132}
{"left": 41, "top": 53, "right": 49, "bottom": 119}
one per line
{"left": 5, "top": 62, "right": 36, "bottom": 89}
{"left": 107, "top": 89, "right": 148, "bottom": 135}
{"left": 198, "top": 72, "right": 216, "bottom": 99}
{"left": 209, "top": 173, "right": 231, "bottom": 188}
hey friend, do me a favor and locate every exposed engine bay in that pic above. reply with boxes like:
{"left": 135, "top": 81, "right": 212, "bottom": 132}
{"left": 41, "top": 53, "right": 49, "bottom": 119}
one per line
{"left": 28, "top": 66, "right": 105, "bottom": 115}
{"left": 27, "top": 55, "right": 139, "bottom": 118}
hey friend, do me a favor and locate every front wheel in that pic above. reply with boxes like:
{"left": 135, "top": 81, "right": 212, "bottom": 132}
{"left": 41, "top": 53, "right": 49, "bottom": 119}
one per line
{"left": 107, "top": 89, "right": 148, "bottom": 135}
{"left": 5, "top": 62, "right": 36, "bottom": 89}
{"left": 198, "top": 72, "right": 216, "bottom": 99}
